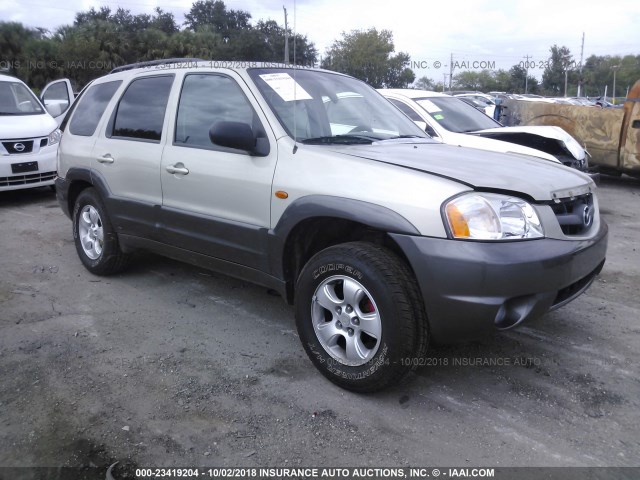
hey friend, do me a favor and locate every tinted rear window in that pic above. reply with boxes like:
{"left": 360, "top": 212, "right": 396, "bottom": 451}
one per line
{"left": 69, "top": 81, "right": 122, "bottom": 136}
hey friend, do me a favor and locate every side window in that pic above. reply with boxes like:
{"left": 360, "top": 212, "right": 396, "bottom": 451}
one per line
{"left": 69, "top": 81, "right": 122, "bottom": 136}
{"left": 175, "top": 74, "right": 257, "bottom": 149}
{"left": 42, "top": 82, "right": 70, "bottom": 111}
{"left": 112, "top": 76, "right": 174, "bottom": 142}
{"left": 388, "top": 98, "right": 422, "bottom": 122}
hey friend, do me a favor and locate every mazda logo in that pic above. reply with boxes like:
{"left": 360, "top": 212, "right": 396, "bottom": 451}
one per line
{"left": 13, "top": 142, "right": 25, "bottom": 152}
{"left": 582, "top": 205, "right": 594, "bottom": 228}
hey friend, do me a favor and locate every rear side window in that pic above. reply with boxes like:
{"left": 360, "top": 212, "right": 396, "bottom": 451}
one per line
{"left": 69, "top": 81, "right": 122, "bottom": 136}
{"left": 112, "top": 76, "right": 174, "bottom": 142}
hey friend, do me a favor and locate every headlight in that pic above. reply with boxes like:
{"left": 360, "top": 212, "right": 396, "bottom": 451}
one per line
{"left": 444, "top": 193, "right": 544, "bottom": 240}
{"left": 48, "top": 128, "right": 62, "bottom": 146}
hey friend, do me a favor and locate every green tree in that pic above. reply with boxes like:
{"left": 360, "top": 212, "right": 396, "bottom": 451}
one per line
{"left": 0, "top": 22, "right": 43, "bottom": 74}
{"left": 508, "top": 64, "right": 539, "bottom": 94}
{"left": 184, "top": 0, "right": 251, "bottom": 36}
{"left": 2, "top": 1, "right": 319, "bottom": 91}
{"left": 413, "top": 76, "right": 436, "bottom": 90}
{"left": 542, "top": 45, "right": 574, "bottom": 95}
{"left": 452, "top": 70, "right": 497, "bottom": 91}
{"left": 582, "top": 54, "right": 640, "bottom": 98}
{"left": 321, "top": 28, "right": 414, "bottom": 88}
{"left": 254, "top": 19, "right": 317, "bottom": 65}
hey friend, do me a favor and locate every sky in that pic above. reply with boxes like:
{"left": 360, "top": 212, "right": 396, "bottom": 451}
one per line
{"left": 1, "top": 0, "right": 639, "bottom": 82}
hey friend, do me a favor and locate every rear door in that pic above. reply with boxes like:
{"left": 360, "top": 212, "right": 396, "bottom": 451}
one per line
{"left": 90, "top": 74, "right": 175, "bottom": 239}
{"left": 159, "top": 72, "right": 277, "bottom": 269}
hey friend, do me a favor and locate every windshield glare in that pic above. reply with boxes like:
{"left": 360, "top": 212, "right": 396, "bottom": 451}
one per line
{"left": 249, "top": 69, "right": 427, "bottom": 143}
{"left": 0, "top": 81, "right": 45, "bottom": 115}
{"left": 415, "top": 96, "right": 500, "bottom": 133}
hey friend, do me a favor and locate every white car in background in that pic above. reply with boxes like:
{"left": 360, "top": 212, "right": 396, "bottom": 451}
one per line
{"left": 454, "top": 92, "right": 496, "bottom": 117}
{"left": 380, "top": 89, "right": 591, "bottom": 174}
{"left": 0, "top": 75, "right": 74, "bottom": 191}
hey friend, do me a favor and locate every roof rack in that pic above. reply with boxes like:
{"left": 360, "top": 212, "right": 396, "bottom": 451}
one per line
{"left": 109, "top": 58, "right": 205, "bottom": 74}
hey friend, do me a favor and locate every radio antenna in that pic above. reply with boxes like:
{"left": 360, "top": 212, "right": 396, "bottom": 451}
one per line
{"left": 292, "top": 0, "right": 298, "bottom": 154}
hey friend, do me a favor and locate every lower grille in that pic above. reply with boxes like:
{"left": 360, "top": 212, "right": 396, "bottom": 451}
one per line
{"left": 0, "top": 171, "right": 56, "bottom": 187}
{"left": 551, "top": 260, "right": 605, "bottom": 310}
{"left": 550, "top": 193, "right": 594, "bottom": 236}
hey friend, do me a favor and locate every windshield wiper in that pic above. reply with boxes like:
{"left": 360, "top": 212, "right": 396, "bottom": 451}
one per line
{"left": 301, "top": 135, "right": 374, "bottom": 145}
{"left": 384, "top": 135, "right": 424, "bottom": 140}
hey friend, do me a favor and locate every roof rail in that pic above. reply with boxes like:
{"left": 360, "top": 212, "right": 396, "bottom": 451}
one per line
{"left": 109, "top": 58, "right": 205, "bottom": 74}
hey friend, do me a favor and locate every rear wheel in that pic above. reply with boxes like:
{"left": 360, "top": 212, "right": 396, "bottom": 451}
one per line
{"left": 295, "top": 241, "right": 428, "bottom": 392}
{"left": 72, "top": 188, "right": 130, "bottom": 275}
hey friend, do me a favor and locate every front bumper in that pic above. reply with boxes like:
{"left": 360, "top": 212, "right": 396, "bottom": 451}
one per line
{"left": 0, "top": 145, "right": 57, "bottom": 191}
{"left": 390, "top": 222, "right": 608, "bottom": 343}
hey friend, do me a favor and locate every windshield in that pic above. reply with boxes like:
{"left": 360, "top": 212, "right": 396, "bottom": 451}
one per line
{"left": 248, "top": 68, "right": 427, "bottom": 143}
{"left": 414, "top": 96, "right": 500, "bottom": 133}
{"left": 0, "top": 81, "right": 45, "bottom": 115}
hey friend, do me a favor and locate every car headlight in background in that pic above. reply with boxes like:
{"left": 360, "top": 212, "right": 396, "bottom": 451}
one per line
{"left": 48, "top": 128, "right": 62, "bottom": 146}
{"left": 444, "top": 193, "right": 544, "bottom": 240}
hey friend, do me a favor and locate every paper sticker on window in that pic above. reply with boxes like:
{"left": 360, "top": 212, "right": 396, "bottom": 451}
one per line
{"left": 433, "top": 114, "right": 444, "bottom": 120}
{"left": 259, "top": 73, "right": 312, "bottom": 102}
{"left": 416, "top": 99, "right": 442, "bottom": 114}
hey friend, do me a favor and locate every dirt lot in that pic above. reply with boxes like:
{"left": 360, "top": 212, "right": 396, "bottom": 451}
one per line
{"left": 1, "top": 176, "right": 639, "bottom": 474}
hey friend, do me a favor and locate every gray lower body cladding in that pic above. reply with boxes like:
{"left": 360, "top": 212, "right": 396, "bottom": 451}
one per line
{"left": 390, "top": 223, "right": 608, "bottom": 344}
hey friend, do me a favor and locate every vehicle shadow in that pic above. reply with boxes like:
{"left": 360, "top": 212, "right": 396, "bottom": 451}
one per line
{"left": 0, "top": 187, "right": 56, "bottom": 207}
{"left": 598, "top": 173, "right": 640, "bottom": 188}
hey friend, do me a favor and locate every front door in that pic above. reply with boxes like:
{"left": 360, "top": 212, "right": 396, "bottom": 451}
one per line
{"left": 160, "top": 72, "right": 277, "bottom": 269}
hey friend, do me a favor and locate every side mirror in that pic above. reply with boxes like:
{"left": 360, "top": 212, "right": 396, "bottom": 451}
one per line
{"left": 209, "top": 121, "right": 269, "bottom": 156}
{"left": 45, "top": 102, "right": 64, "bottom": 118}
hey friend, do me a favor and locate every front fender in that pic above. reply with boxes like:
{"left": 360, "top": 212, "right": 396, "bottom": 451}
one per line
{"left": 268, "top": 194, "right": 420, "bottom": 279}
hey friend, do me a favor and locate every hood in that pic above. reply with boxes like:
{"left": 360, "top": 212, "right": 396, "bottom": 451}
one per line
{"left": 0, "top": 113, "right": 57, "bottom": 140}
{"left": 441, "top": 130, "right": 560, "bottom": 163}
{"left": 325, "top": 140, "right": 593, "bottom": 202}
{"left": 472, "top": 125, "right": 585, "bottom": 161}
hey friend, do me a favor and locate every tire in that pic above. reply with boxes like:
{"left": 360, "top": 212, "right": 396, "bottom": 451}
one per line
{"left": 72, "top": 187, "right": 130, "bottom": 275}
{"left": 295, "top": 241, "right": 428, "bottom": 392}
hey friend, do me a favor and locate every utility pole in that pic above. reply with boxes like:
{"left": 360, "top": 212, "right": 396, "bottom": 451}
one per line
{"left": 577, "top": 32, "right": 585, "bottom": 97}
{"left": 443, "top": 73, "right": 448, "bottom": 92}
{"left": 449, "top": 53, "right": 453, "bottom": 92}
{"left": 283, "top": 6, "right": 289, "bottom": 64}
{"left": 523, "top": 55, "right": 532, "bottom": 93}
{"left": 612, "top": 65, "right": 620, "bottom": 105}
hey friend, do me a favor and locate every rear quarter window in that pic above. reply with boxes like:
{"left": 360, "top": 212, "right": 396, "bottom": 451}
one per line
{"left": 69, "top": 81, "right": 122, "bottom": 136}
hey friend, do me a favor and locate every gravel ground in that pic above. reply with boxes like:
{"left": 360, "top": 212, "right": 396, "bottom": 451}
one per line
{"left": 0, "top": 175, "right": 639, "bottom": 475}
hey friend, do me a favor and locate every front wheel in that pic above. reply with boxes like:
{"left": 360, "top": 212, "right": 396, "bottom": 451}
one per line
{"left": 295, "top": 242, "right": 428, "bottom": 392}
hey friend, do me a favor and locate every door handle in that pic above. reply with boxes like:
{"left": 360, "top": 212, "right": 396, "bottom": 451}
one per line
{"left": 97, "top": 154, "right": 114, "bottom": 164}
{"left": 165, "top": 164, "right": 189, "bottom": 175}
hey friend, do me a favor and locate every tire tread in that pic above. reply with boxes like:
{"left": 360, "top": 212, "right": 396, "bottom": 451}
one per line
{"left": 296, "top": 241, "right": 428, "bottom": 392}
